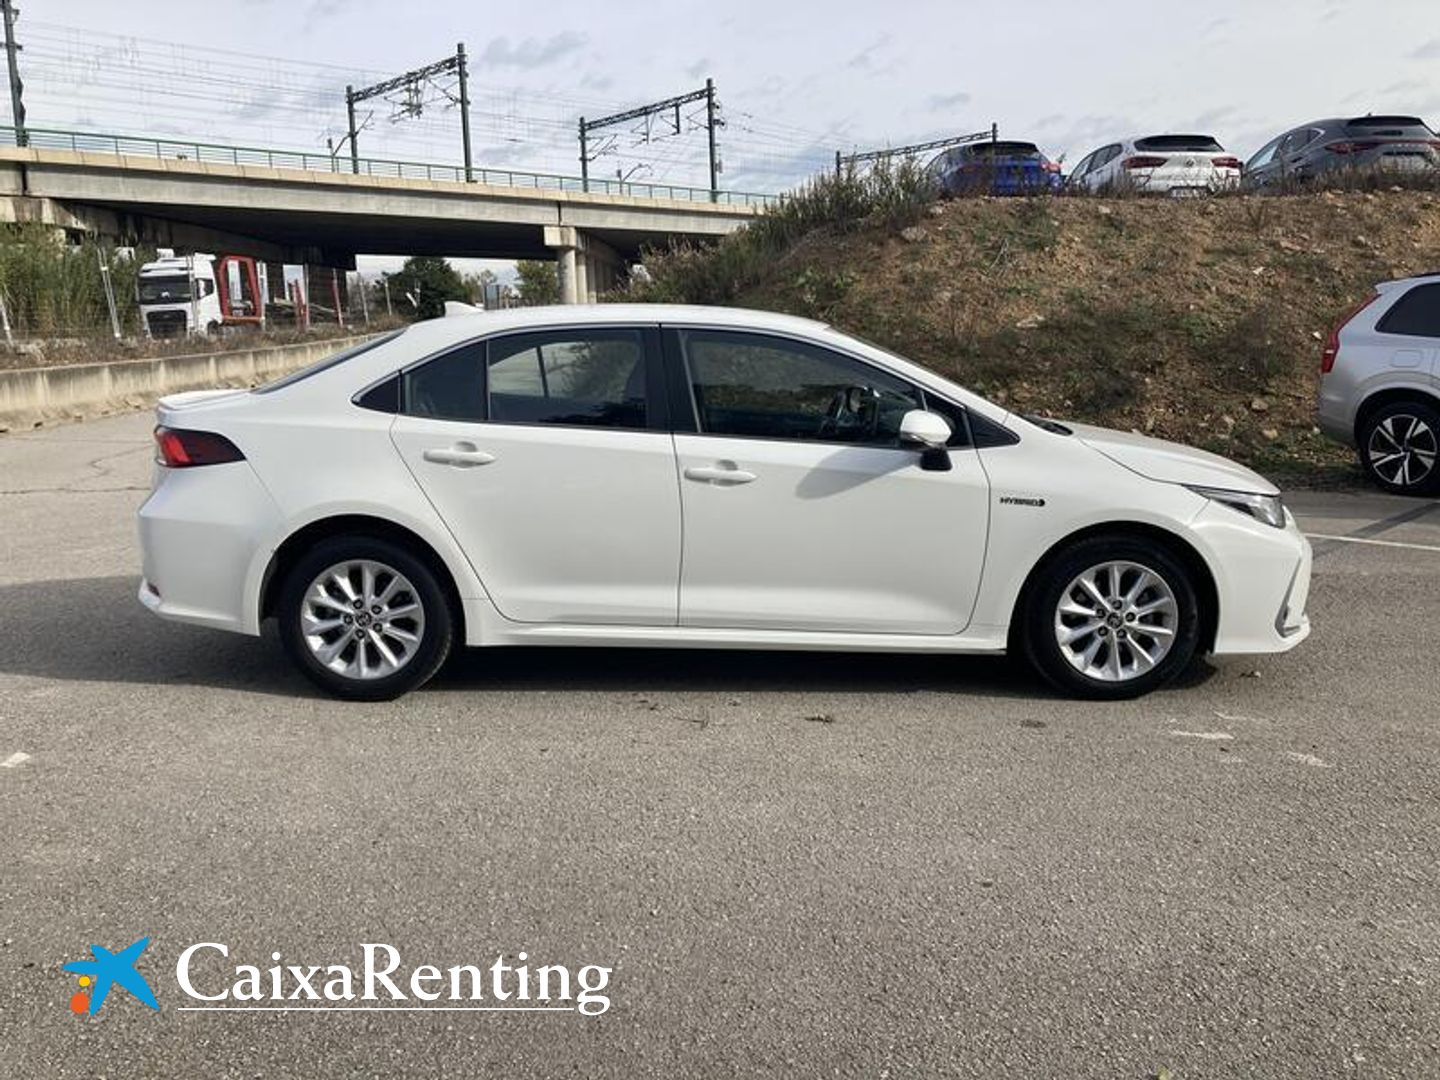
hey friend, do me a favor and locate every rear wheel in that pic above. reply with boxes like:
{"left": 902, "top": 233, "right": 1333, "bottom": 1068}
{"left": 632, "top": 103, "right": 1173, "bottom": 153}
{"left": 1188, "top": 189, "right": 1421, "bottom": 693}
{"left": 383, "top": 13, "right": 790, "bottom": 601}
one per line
{"left": 1021, "top": 536, "right": 1202, "bottom": 699}
{"left": 278, "top": 536, "right": 453, "bottom": 700}
{"left": 1358, "top": 399, "right": 1440, "bottom": 496}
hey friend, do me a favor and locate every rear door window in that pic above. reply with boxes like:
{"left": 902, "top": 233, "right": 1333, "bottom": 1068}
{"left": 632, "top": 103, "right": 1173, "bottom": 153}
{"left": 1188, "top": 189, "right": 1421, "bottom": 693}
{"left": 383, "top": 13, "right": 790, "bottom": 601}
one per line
{"left": 487, "top": 329, "right": 649, "bottom": 429}
{"left": 1377, "top": 283, "right": 1440, "bottom": 338}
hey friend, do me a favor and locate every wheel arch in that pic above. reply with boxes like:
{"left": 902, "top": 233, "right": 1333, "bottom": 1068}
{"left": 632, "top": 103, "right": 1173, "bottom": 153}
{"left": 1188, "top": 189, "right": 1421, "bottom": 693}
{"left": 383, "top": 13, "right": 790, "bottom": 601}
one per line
{"left": 260, "top": 514, "right": 467, "bottom": 640}
{"left": 1353, "top": 386, "right": 1440, "bottom": 443}
{"left": 1008, "top": 521, "right": 1220, "bottom": 654}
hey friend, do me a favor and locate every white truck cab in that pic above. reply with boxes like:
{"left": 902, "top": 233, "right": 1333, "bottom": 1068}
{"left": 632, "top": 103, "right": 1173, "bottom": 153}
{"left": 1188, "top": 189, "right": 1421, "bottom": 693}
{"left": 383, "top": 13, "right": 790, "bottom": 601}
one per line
{"left": 137, "top": 250, "right": 264, "bottom": 338}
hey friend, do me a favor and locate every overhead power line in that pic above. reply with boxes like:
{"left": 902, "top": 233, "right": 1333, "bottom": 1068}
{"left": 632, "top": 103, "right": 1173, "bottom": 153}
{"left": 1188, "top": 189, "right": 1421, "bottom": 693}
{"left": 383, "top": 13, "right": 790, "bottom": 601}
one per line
{"left": 579, "top": 79, "right": 723, "bottom": 200}
{"left": 345, "top": 45, "right": 471, "bottom": 180}
{"left": 837, "top": 125, "right": 999, "bottom": 175}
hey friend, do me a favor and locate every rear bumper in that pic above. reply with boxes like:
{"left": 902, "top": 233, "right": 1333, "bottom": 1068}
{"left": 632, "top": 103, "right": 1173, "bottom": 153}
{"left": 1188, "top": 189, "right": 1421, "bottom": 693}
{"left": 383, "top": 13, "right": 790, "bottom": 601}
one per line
{"left": 137, "top": 460, "right": 280, "bottom": 635}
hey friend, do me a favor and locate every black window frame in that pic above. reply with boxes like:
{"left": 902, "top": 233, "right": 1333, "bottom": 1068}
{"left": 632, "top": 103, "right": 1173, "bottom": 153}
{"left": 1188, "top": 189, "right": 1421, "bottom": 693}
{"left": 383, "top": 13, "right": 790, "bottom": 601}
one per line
{"left": 1376, "top": 283, "right": 1440, "bottom": 339}
{"left": 391, "top": 324, "right": 668, "bottom": 433}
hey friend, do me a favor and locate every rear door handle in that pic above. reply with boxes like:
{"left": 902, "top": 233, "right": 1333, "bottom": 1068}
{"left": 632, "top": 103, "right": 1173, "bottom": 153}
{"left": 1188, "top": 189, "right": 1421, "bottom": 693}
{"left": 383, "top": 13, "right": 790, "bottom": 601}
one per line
{"left": 423, "top": 444, "right": 495, "bottom": 468}
{"left": 684, "top": 465, "right": 757, "bottom": 485}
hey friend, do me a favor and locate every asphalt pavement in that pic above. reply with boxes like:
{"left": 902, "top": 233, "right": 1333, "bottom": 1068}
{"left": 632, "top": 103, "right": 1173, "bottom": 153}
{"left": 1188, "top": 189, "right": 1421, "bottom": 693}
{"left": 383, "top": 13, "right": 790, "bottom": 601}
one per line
{"left": 1, "top": 412, "right": 1438, "bottom": 1078}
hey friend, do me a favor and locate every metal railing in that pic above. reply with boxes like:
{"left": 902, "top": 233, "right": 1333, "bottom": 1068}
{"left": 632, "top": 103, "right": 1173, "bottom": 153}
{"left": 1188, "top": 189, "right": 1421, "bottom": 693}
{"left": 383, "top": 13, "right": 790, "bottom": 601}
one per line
{"left": 0, "top": 125, "right": 780, "bottom": 208}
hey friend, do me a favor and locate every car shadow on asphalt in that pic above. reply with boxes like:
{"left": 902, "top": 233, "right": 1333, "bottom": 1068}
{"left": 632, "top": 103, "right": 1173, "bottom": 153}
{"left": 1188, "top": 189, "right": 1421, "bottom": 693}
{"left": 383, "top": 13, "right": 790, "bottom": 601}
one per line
{"left": 2, "top": 575, "right": 1216, "bottom": 701}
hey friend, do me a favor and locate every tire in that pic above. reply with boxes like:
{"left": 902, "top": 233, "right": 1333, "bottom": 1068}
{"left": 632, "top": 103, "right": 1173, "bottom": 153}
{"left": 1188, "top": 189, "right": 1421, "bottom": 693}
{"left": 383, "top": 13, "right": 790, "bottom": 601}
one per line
{"left": 277, "top": 536, "right": 454, "bottom": 701}
{"left": 1020, "top": 535, "right": 1202, "bottom": 700}
{"left": 1357, "top": 399, "right": 1440, "bottom": 496}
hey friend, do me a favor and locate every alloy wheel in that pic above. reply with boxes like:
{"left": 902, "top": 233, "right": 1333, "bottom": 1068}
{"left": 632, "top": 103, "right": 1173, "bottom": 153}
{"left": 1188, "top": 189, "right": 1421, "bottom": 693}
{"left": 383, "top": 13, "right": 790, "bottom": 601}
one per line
{"left": 1053, "top": 560, "right": 1178, "bottom": 683}
{"left": 1367, "top": 413, "right": 1437, "bottom": 489}
{"left": 300, "top": 559, "right": 426, "bottom": 681}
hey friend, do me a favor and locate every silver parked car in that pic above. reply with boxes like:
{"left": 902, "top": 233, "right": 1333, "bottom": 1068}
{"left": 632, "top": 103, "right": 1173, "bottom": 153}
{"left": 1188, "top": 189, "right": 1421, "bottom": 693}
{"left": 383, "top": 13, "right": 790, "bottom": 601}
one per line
{"left": 1246, "top": 115, "right": 1440, "bottom": 188}
{"left": 1317, "top": 273, "right": 1440, "bottom": 494}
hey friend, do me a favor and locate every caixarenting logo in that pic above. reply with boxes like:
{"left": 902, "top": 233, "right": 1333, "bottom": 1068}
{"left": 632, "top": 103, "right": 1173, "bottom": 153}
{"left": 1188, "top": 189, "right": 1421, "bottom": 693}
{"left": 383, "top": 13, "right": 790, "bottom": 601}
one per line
{"left": 63, "top": 937, "right": 160, "bottom": 1016}
{"left": 63, "top": 939, "right": 613, "bottom": 1016}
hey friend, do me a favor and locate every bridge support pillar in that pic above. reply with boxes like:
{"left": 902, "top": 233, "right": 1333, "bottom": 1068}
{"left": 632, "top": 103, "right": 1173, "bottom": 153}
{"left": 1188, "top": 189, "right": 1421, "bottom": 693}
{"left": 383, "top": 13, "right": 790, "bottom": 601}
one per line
{"left": 545, "top": 225, "right": 628, "bottom": 304}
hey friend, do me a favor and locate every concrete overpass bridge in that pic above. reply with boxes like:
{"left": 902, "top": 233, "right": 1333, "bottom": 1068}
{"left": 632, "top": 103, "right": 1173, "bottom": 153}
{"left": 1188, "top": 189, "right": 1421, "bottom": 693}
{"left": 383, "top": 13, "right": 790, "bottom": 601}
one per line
{"left": 0, "top": 126, "right": 777, "bottom": 302}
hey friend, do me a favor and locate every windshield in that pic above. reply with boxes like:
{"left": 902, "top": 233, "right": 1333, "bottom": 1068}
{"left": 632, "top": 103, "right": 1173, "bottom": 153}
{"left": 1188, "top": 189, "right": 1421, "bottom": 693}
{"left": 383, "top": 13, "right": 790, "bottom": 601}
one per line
{"left": 138, "top": 276, "right": 193, "bottom": 303}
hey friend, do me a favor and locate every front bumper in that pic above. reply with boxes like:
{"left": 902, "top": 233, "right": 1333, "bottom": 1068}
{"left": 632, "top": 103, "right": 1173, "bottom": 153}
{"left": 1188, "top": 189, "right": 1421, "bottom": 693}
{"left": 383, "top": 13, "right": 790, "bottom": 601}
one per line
{"left": 1193, "top": 501, "right": 1313, "bottom": 655}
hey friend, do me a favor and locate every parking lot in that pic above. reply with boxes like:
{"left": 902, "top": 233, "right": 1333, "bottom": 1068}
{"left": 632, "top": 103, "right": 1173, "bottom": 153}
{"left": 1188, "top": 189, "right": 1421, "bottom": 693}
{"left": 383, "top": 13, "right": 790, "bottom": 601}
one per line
{"left": 2, "top": 411, "right": 1438, "bottom": 1077}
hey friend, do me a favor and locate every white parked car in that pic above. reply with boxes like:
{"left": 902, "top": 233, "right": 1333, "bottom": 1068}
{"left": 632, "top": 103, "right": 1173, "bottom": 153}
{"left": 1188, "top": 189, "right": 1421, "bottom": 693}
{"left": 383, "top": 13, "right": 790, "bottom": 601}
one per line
{"left": 1068, "top": 135, "right": 1242, "bottom": 195}
{"left": 138, "top": 305, "right": 1311, "bottom": 701}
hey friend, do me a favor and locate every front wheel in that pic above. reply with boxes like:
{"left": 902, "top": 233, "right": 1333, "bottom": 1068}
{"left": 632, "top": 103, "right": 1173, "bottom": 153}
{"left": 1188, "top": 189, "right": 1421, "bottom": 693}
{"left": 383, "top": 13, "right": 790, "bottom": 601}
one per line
{"left": 1020, "top": 536, "right": 1202, "bottom": 700}
{"left": 1358, "top": 400, "right": 1440, "bottom": 496}
{"left": 278, "top": 536, "right": 454, "bottom": 700}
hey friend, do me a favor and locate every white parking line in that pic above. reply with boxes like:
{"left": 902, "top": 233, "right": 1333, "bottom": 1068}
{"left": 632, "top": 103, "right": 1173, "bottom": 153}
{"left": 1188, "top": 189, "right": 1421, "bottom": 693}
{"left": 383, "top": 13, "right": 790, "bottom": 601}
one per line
{"left": 1, "top": 752, "right": 31, "bottom": 768}
{"left": 1304, "top": 533, "right": 1440, "bottom": 553}
{"left": 1168, "top": 730, "right": 1234, "bottom": 741}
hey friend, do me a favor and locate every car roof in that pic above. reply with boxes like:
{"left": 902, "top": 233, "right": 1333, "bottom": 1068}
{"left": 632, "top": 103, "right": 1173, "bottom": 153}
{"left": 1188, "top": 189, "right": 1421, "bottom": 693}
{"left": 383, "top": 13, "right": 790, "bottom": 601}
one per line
{"left": 392, "top": 303, "right": 833, "bottom": 353}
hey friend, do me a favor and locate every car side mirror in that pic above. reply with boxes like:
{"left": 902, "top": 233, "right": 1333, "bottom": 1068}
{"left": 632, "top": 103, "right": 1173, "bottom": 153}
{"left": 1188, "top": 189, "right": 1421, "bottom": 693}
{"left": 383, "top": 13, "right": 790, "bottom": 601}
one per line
{"left": 898, "top": 409, "right": 953, "bottom": 472}
{"left": 899, "top": 409, "right": 951, "bottom": 449}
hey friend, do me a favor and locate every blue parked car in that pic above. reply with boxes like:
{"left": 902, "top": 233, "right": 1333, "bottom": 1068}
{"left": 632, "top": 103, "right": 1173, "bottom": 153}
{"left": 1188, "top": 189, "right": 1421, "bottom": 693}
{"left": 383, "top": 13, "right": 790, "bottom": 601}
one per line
{"left": 928, "top": 140, "right": 1064, "bottom": 196}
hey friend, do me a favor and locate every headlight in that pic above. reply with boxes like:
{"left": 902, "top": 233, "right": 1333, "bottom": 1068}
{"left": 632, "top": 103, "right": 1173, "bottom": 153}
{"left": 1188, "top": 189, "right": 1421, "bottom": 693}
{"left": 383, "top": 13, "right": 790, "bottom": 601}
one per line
{"left": 1185, "top": 485, "right": 1287, "bottom": 529}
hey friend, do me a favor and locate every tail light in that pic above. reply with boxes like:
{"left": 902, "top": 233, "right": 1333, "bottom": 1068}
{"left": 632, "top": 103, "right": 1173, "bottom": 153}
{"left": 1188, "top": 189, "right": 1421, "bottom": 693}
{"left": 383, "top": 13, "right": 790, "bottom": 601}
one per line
{"left": 1122, "top": 155, "right": 1168, "bottom": 169}
{"left": 1320, "top": 293, "right": 1381, "bottom": 374}
{"left": 1212, "top": 156, "right": 1242, "bottom": 169}
{"left": 1042, "top": 160, "right": 1061, "bottom": 173}
{"left": 153, "top": 426, "right": 245, "bottom": 467}
{"left": 1325, "top": 141, "right": 1380, "bottom": 155}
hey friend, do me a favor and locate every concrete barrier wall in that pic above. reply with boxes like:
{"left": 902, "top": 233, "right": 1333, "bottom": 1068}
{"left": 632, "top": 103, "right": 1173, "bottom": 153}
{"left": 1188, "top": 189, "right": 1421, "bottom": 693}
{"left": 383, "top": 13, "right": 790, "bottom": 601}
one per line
{"left": 0, "top": 335, "right": 379, "bottom": 431}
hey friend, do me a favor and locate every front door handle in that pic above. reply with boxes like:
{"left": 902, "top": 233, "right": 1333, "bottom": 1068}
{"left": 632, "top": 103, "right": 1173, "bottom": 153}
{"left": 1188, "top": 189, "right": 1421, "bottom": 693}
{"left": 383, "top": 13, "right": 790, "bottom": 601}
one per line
{"left": 684, "top": 464, "right": 757, "bottom": 485}
{"left": 423, "top": 443, "right": 495, "bottom": 468}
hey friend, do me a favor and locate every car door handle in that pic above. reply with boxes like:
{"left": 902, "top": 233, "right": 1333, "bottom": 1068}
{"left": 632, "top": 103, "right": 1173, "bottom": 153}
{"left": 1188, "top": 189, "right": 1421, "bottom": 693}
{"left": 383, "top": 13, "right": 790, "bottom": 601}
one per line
{"left": 684, "top": 465, "right": 756, "bottom": 485}
{"left": 423, "top": 444, "right": 495, "bottom": 468}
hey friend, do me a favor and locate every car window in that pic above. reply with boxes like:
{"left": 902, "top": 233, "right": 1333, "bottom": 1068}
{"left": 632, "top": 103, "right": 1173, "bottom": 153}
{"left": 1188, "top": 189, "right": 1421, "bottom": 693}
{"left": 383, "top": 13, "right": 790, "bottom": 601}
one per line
{"left": 1377, "top": 283, "right": 1440, "bottom": 338}
{"left": 1246, "top": 135, "right": 1284, "bottom": 170}
{"left": 487, "top": 328, "right": 648, "bottom": 429}
{"left": 1279, "top": 129, "right": 1317, "bottom": 157}
{"left": 1071, "top": 151, "right": 1096, "bottom": 178}
{"left": 1096, "top": 144, "right": 1122, "bottom": 168}
{"left": 403, "top": 340, "right": 486, "bottom": 422}
{"left": 680, "top": 330, "right": 922, "bottom": 445}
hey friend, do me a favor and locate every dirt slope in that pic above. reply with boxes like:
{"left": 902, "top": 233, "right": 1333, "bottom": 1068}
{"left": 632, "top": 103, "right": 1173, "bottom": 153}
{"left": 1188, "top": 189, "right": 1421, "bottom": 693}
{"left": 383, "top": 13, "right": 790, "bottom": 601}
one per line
{"left": 639, "top": 190, "right": 1440, "bottom": 483}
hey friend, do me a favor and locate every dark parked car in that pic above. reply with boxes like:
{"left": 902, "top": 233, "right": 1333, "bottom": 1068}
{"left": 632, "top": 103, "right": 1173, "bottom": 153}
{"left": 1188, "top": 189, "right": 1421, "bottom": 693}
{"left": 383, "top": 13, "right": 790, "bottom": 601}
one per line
{"left": 928, "top": 140, "right": 1064, "bottom": 196}
{"left": 1245, "top": 115, "right": 1440, "bottom": 187}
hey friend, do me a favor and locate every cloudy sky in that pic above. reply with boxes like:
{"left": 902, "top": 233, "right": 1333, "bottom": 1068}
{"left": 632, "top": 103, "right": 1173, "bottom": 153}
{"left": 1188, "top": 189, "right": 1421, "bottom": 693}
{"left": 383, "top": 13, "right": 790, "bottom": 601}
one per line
{"left": 16, "top": 0, "right": 1440, "bottom": 271}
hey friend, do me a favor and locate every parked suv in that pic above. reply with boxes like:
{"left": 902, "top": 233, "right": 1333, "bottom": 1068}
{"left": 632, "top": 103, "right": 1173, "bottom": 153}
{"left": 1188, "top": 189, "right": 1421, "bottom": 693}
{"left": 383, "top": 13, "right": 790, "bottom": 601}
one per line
{"left": 1069, "top": 135, "right": 1241, "bottom": 196}
{"left": 928, "top": 140, "right": 1064, "bottom": 196}
{"left": 1245, "top": 116, "right": 1440, "bottom": 188}
{"left": 1317, "top": 273, "right": 1440, "bottom": 494}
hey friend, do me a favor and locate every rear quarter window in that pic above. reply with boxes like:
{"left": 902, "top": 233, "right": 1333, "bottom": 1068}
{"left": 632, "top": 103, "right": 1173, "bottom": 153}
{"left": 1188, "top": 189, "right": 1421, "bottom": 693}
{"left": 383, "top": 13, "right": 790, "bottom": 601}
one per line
{"left": 1377, "top": 283, "right": 1440, "bottom": 338}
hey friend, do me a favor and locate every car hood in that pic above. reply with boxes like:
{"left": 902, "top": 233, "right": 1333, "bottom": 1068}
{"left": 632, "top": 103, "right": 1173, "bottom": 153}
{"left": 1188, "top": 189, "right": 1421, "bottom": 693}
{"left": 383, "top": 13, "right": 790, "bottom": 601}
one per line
{"left": 1065, "top": 422, "right": 1279, "bottom": 495}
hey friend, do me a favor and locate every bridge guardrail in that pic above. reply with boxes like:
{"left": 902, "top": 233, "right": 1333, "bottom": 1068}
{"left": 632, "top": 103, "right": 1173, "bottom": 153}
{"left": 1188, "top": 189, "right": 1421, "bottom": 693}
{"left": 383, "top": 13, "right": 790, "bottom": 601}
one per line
{"left": 0, "top": 125, "right": 780, "bottom": 209}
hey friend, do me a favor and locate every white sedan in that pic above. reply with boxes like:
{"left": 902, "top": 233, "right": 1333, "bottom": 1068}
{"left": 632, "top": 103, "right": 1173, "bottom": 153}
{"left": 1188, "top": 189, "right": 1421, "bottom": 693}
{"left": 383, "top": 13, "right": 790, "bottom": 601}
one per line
{"left": 138, "top": 305, "right": 1311, "bottom": 700}
{"left": 1068, "top": 134, "right": 1243, "bottom": 195}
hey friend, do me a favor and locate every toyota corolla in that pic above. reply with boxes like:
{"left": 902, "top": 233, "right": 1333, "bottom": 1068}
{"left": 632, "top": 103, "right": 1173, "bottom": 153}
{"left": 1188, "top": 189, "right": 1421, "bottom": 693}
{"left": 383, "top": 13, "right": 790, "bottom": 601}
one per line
{"left": 138, "top": 305, "right": 1311, "bottom": 700}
